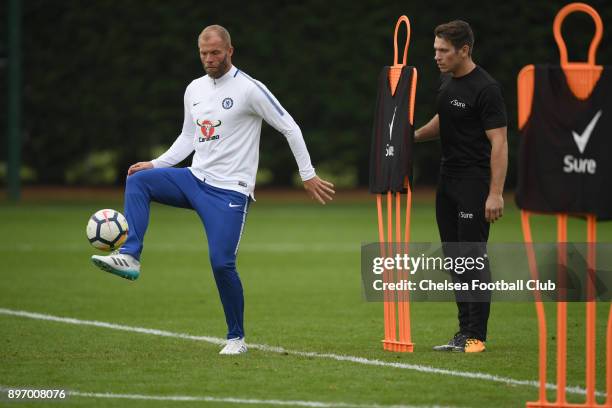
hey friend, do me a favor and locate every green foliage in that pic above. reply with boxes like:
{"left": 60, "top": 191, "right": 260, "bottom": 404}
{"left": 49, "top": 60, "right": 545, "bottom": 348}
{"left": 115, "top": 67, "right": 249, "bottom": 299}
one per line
{"left": 7, "top": 0, "right": 612, "bottom": 186}
{"left": 65, "top": 150, "right": 118, "bottom": 185}
{"left": 0, "top": 162, "right": 37, "bottom": 183}
{"left": 255, "top": 168, "right": 273, "bottom": 186}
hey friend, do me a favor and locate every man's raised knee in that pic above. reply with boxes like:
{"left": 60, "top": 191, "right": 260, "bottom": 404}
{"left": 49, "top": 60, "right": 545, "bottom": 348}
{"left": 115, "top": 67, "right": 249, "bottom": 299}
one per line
{"left": 126, "top": 169, "right": 152, "bottom": 191}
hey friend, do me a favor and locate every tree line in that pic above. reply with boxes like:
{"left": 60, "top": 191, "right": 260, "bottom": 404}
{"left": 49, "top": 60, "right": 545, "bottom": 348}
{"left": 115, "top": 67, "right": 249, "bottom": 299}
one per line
{"left": 1, "top": 0, "right": 610, "bottom": 187}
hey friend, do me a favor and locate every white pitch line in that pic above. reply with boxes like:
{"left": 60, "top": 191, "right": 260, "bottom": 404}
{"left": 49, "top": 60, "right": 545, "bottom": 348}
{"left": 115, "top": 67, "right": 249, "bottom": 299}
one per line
{"left": 0, "top": 308, "right": 606, "bottom": 399}
{"left": 0, "top": 387, "right": 454, "bottom": 408}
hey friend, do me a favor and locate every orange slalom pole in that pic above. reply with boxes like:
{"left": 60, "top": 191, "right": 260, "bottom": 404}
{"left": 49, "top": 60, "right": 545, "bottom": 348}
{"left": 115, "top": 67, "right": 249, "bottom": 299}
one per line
{"left": 556, "top": 214, "right": 568, "bottom": 405}
{"left": 387, "top": 192, "right": 392, "bottom": 254}
{"left": 553, "top": 2, "right": 603, "bottom": 100}
{"left": 385, "top": 15, "right": 404, "bottom": 349}
{"left": 386, "top": 191, "right": 396, "bottom": 345}
{"left": 376, "top": 195, "right": 385, "bottom": 245}
{"left": 522, "top": 211, "right": 548, "bottom": 405}
{"left": 395, "top": 192, "right": 401, "bottom": 244}
{"left": 381, "top": 15, "right": 415, "bottom": 353}
{"left": 404, "top": 185, "right": 412, "bottom": 244}
{"left": 522, "top": 5, "right": 606, "bottom": 405}
{"left": 395, "top": 192, "right": 405, "bottom": 344}
{"left": 377, "top": 194, "right": 391, "bottom": 343}
{"left": 585, "top": 215, "right": 597, "bottom": 406}
{"left": 401, "top": 186, "right": 412, "bottom": 345}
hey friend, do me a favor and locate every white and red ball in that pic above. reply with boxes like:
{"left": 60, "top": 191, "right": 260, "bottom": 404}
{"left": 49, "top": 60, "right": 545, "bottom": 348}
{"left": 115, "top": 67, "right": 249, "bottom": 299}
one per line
{"left": 86, "top": 209, "right": 128, "bottom": 251}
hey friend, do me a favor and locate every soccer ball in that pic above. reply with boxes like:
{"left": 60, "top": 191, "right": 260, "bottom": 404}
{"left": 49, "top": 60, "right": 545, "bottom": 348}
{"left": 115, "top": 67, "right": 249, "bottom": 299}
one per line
{"left": 86, "top": 209, "right": 129, "bottom": 251}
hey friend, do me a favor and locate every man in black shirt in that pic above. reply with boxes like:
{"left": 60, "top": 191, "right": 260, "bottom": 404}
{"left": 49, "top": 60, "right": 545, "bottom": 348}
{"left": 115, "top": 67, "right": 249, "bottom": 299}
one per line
{"left": 415, "top": 20, "right": 508, "bottom": 353}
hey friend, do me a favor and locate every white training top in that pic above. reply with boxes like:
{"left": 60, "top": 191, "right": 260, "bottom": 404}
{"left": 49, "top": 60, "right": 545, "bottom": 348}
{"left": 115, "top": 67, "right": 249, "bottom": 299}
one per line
{"left": 151, "top": 65, "right": 316, "bottom": 197}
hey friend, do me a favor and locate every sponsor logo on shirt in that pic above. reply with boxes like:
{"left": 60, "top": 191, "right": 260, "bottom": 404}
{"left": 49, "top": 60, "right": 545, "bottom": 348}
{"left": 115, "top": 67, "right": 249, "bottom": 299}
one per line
{"left": 450, "top": 99, "right": 466, "bottom": 109}
{"left": 385, "top": 144, "right": 394, "bottom": 157}
{"left": 222, "top": 97, "right": 234, "bottom": 109}
{"left": 563, "top": 110, "right": 601, "bottom": 175}
{"left": 459, "top": 211, "right": 473, "bottom": 219}
{"left": 196, "top": 119, "right": 222, "bottom": 142}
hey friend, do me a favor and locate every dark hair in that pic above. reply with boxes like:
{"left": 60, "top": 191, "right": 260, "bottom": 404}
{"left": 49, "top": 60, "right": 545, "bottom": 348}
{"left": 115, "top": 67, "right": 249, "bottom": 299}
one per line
{"left": 434, "top": 20, "right": 474, "bottom": 55}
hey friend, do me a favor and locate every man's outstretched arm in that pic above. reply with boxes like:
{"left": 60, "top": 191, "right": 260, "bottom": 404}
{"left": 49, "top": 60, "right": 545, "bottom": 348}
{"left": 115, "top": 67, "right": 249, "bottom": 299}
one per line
{"left": 248, "top": 81, "right": 335, "bottom": 204}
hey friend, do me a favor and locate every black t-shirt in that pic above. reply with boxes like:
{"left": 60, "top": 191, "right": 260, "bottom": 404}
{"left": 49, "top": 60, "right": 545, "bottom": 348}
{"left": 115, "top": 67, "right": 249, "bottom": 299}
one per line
{"left": 436, "top": 65, "right": 507, "bottom": 178}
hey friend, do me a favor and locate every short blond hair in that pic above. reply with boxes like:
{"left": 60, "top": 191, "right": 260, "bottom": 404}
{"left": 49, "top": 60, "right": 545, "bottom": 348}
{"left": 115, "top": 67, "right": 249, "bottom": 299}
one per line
{"left": 199, "top": 25, "right": 232, "bottom": 48}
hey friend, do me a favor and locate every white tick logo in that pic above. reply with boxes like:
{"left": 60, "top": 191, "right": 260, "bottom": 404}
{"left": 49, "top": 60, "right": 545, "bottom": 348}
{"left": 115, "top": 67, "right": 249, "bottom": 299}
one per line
{"left": 572, "top": 110, "right": 602, "bottom": 154}
{"left": 388, "top": 106, "right": 397, "bottom": 140}
{"left": 229, "top": 203, "right": 242, "bottom": 208}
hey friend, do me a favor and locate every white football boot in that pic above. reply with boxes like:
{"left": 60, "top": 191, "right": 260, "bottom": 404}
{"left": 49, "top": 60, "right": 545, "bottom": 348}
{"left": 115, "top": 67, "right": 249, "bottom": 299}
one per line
{"left": 91, "top": 252, "right": 140, "bottom": 281}
{"left": 219, "top": 338, "right": 247, "bottom": 355}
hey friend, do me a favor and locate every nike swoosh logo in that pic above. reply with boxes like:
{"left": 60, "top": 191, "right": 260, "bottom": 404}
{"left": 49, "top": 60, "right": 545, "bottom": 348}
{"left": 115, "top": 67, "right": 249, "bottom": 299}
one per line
{"left": 388, "top": 106, "right": 397, "bottom": 140}
{"left": 228, "top": 203, "right": 242, "bottom": 208}
{"left": 193, "top": 101, "right": 202, "bottom": 106}
{"left": 572, "top": 110, "right": 602, "bottom": 154}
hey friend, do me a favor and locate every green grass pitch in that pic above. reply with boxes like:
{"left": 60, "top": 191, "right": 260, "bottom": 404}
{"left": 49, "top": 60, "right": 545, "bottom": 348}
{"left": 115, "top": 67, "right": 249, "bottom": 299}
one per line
{"left": 1, "top": 191, "right": 610, "bottom": 407}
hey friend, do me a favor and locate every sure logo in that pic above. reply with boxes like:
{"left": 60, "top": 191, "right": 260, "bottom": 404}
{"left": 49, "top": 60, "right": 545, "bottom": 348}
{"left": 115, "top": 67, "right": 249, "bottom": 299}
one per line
{"left": 385, "top": 144, "right": 394, "bottom": 157}
{"left": 563, "top": 155, "right": 596, "bottom": 174}
{"left": 563, "top": 110, "right": 602, "bottom": 175}
{"left": 450, "top": 99, "right": 466, "bottom": 109}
